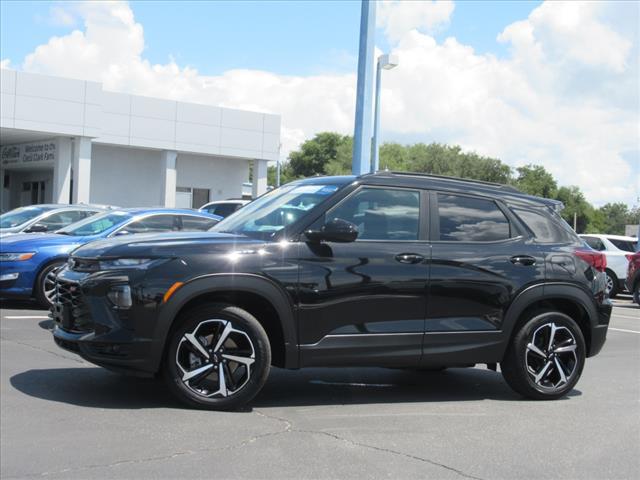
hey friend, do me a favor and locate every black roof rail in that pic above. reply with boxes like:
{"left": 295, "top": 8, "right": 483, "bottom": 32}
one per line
{"left": 368, "top": 171, "right": 522, "bottom": 193}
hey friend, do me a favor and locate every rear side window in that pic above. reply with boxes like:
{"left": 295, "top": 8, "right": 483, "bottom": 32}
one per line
{"left": 181, "top": 215, "right": 218, "bottom": 231}
{"left": 581, "top": 236, "right": 605, "bottom": 251}
{"left": 124, "top": 215, "right": 180, "bottom": 234}
{"left": 208, "top": 203, "right": 240, "bottom": 218}
{"left": 39, "top": 210, "right": 90, "bottom": 230}
{"left": 609, "top": 239, "right": 635, "bottom": 252}
{"left": 513, "top": 207, "right": 577, "bottom": 244}
{"left": 437, "top": 194, "right": 510, "bottom": 242}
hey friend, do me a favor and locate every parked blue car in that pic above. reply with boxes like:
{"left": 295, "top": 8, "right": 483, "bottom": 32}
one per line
{"left": 0, "top": 208, "right": 221, "bottom": 307}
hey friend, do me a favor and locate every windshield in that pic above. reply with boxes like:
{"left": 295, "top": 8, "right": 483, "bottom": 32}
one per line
{"left": 0, "top": 206, "right": 52, "bottom": 229}
{"left": 58, "top": 211, "right": 132, "bottom": 236}
{"left": 211, "top": 183, "right": 341, "bottom": 239}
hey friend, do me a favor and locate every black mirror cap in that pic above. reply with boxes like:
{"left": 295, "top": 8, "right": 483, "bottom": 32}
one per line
{"left": 26, "top": 223, "right": 48, "bottom": 233}
{"left": 305, "top": 218, "right": 358, "bottom": 243}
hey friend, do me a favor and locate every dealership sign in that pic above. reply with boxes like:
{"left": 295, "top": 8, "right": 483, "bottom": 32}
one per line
{"left": 1, "top": 140, "right": 57, "bottom": 167}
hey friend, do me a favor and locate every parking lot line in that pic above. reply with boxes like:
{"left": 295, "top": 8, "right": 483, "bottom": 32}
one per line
{"left": 609, "top": 327, "right": 640, "bottom": 334}
{"left": 3, "top": 315, "right": 49, "bottom": 319}
{"left": 612, "top": 314, "right": 640, "bottom": 320}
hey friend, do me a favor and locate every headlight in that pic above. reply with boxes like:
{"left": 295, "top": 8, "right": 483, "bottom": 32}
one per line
{"left": 99, "top": 258, "right": 156, "bottom": 270}
{"left": 107, "top": 284, "right": 132, "bottom": 309}
{"left": 0, "top": 252, "right": 35, "bottom": 261}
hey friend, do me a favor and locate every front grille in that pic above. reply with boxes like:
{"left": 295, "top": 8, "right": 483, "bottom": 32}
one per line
{"left": 50, "top": 278, "right": 92, "bottom": 333}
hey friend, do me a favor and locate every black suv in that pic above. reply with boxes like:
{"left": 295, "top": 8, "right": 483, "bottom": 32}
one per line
{"left": 51, "top": 172, "right": 611, "bottom": 409}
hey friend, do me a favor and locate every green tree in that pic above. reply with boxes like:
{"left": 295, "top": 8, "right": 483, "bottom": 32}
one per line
{"left": 287, "top": 132, "right": 351, "bottom": 178}
{"left": 514, "top": 164, "right": 558, "bottom": 198}
{"left": 555, "top": 186, "right": 592, "bottom": 233}
{"left": 598, "top": 203, "right": 630, "bottom": 235}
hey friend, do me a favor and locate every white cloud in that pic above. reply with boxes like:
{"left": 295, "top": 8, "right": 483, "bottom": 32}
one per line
{"left": 2, "top": 0, "right": 638, "bottom": 206}
{"left": 377, "top": 0, "right": 455, "bottom": 43}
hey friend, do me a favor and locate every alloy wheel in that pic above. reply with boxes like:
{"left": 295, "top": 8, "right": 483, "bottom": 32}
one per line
{"left": 175, "top": 319, "right": 255, "bottom": 398}
{"left": 605, "top": 274, "right": 614, "bottom": 295}
{"left": 525, "top": 322, "right": 578, "bottom": 390}
{"left": 44, "top": 270, "right": 58, "bottom": 304}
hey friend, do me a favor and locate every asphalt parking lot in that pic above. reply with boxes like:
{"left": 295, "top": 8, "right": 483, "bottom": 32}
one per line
{"left": 1, "top": 297, "right": 638, "bottom": 480}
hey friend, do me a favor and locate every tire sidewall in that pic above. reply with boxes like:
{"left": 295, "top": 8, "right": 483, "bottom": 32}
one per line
{"left": 510, "top": 312, "right": 586, "bottom": 399}
{"left": 35, "top": 260, "right": 65, "bottom": 308}
{"left": 605, "top": 270, "right": 618, "bottom": 298}
{"left": 163, "top": 303, "right": 271, "bottom": 410}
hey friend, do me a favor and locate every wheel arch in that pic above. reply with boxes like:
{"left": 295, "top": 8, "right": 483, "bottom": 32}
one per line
{"left": 503, "top": 283, "right": 599, "bottom": 358}
{"left": 150, "top": 274, "right": 298, "bottom": 373}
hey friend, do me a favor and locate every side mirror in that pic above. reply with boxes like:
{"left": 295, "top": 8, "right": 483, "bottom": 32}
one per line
{"left": 305, "top": 218, "right": 358, "bottom": 243}
{"left": 26, "top": 223, "right": 48, "bottom": 233}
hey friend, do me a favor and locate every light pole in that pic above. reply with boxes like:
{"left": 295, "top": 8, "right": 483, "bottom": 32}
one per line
{"left": 371, "top": 54, "right": 399, "bottom": 173}
{"left": 351, "top": 0, "right": 376, "bottom": 175}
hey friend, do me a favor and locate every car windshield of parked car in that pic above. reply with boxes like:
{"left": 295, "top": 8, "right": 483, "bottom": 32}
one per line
{"left": 0, "top": 206, "right": 53, "bottom": 228}
{"left": 58, "top": 211, "right": 133, "bottom": 236}
{"left": 212, "top": 183, "right": 341, "bottom": 239}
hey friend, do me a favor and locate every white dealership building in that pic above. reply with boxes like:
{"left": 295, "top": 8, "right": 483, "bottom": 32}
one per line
{"left": 0, "top": 69, "right": 280, "bottom": 211}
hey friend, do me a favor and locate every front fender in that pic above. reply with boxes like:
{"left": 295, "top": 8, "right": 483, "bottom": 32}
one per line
{"left": 148, "top": 273, "right": 298, "bottom": 372}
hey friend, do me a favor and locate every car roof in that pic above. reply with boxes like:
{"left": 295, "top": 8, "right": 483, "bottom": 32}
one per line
{"left": 293, "top": 172, "right": 560, "bottom": 209}
{"left": 579, "top": 234, "right": 637, "bottom": 241}
{"left": 202, "top": 199, "right": 249, "bottom": 206}
{"left": 110, "top": 208, "right": 220, "bottom": 218}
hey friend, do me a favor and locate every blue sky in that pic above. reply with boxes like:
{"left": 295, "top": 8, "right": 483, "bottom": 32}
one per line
{"left": 0, "top": 1, "right": 636, "bottom": 206}
{"left": 1, "top": 0, "right": 541, "bottom": 76}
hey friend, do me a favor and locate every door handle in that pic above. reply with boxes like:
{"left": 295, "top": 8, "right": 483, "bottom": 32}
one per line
{"left": 510, "top": 255, "right": 536, "bottom": 266}
{"left": 395, "top": 253, "right": 424, "bottom": 264}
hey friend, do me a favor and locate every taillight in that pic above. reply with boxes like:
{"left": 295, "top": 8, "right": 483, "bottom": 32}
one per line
{"left": 625, "top": 254, "right": 634, "bottom": 262}
{"left": 575, "top": 249, "right": 607, "bottom": 272}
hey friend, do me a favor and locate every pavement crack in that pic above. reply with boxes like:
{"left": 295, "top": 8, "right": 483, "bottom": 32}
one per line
{"left": 295, "top": 428, "right": 484, "bottom": 480}
{"left": 0, "top": 335, "right": 88, "bottom": 365}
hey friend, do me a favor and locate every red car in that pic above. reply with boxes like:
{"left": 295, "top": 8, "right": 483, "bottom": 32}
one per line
{"left": 626, "top": 251, "right": 640, "bottom": 304}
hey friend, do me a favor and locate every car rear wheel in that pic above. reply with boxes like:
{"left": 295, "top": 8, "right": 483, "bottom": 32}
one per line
{"left": 164, "top": 303, "right": 271, "bottom": 410}
{"left": 35, "top": 260, "right": 65, "bottom": 308}
{"left": 501, "top": 311, "right": 585, "bottom": 400}
{"left": 605, "top": 269, "right": 618, "bottom": 298}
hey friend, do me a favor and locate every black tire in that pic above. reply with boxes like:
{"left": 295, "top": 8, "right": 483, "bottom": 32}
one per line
{"left": 633, "top": 283, "right": 639, "bottom": 305}
{"left": 501, "top": 311, "right": 586, "bottom": 400}
{"left": 34, "top": 260, "right": 65, "bottom": 308}
{"left": 605, "top": 269, "right": 619, "bottom": 298}
{"left": 164, "top": 303, "right": 271, "bottom": 410}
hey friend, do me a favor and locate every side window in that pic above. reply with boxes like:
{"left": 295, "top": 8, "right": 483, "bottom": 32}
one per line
{"left": 124, "top": 215, "right": 180, "bottom": 234}
{"left": 39, "top": 210, "right": 88, "bottom": 230}
{"left": 214, "top": 203, "right": 240, "bottom": 218}
{"left": 328, "top": 187, "right": 420, "bottom": 241}
{"left": 181, "top": 215, "right": 218, "bottom": 231}
{"left": 512, "top": 208, "right": 576, "bottom": 244}
{"left": 582, "top": 236, "right": 605, "bottom": 251}
{"left": 438, "top": 194, "right": 511, "bottom": 242}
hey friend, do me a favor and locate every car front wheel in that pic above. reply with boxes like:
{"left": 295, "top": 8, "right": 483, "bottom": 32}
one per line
{"left": 35, "top": 260, "right": 65, "bottom": 308}
{"left": 164, "top": 303, "right": 271, "bottom": 410}
{"left": 501, "top": 311, "right": 586, "bottom": 400}
{"left": 605, "top": 270, "right": 618, "bottom": 298}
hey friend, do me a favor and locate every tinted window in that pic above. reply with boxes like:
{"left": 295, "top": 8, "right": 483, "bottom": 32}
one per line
{"left": 0, "top": 206, "right": 49, "bottom": 228}
{"left": 38, "top": 210, "right": 92, "bottom": 231}
{"left": 581, "top": 236, "right": 605, "bottom": 251}
{"left": 206, "top": 203, "right": 240, "bottom": 218}
{"left": 438, "top": 194, "right": 510, "bottom": 242}
{"left": 609, "top": 239, "right": 636, "bottom": 252}
{"left": 513, "top": 208, "right": 577, "bottom": 244}
{"left": 181, "top": 215, "right": 218, "bottom": 231}
{"left": 60, "top": 211, "right": 132, "bottom": 236}
{"left": 124, "top": 215, "right": 179, "bottom": 234}
{"left": 329, "top": 187, "right": 420, "bottom": 241}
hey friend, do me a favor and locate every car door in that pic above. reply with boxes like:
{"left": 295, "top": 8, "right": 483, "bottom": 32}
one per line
{"left": 423, "top": 192, "right": 545, "bottom": 367}
{"left": 297, "top": 185, "right": 431, "bottom": 367}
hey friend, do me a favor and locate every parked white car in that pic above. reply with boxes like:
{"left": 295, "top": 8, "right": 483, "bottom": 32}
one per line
{"left": 579, "top": 234, "right": 637, "bottom": 297}
{"left": 199, "top": 199, "right": 250, "bottom": 219}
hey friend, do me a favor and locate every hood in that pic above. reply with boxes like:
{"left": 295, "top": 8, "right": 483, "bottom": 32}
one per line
{"left": 72, "top": 231, "right": 263, "bottom": 259}
{"left": 0, "top": 227, "right": 21, "bottom": 235}
{"left": 0, "top": 233, "right": 88, "bottom": 251}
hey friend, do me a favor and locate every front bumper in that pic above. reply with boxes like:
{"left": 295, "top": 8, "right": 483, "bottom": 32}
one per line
{"left": 50, "top": 266, "right": 163, "bottom": 376}
{"left": 0, "top": 261, "right": 37, "bottom": 296}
